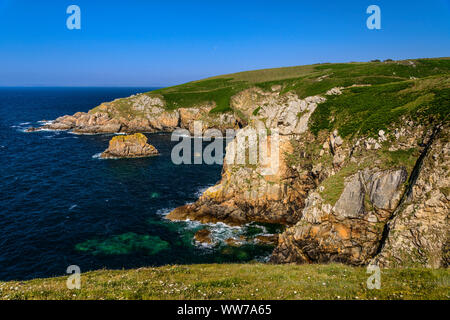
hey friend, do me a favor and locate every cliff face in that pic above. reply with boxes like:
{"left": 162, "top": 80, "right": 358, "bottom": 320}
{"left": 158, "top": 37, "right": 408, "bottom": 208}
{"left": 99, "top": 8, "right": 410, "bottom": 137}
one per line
{"left": 167, "top": 88, "right": 323, "bottom": 225}
{"left": 32, "top": 59, "right": 449, "bottom": 268}
{"left": 165, "top": 84, "right": 449, "bottom": 268}
{"left": 271, "top": 124, "right": 449, "bottom": 267}
{"left": 372, "top": 127, "right": 449, "bottom": 268}
{"left": 101, "top": 133, "right": 159, "bottom": 159}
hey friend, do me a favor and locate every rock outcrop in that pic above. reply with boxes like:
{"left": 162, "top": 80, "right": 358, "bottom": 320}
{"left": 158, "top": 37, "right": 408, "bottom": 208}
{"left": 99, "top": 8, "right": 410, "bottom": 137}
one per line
{"left": 29, "top": 73, "right": 449, "bottom": 268}
{"left": 165, "top": 85, "right": 449, "bottom": 268}
{"left": 372, "top": 126, "right": 449, "bottom": 268}
{"left": 271, "top": 168, "right": 408, "bottom": 265}
{"left": 100, "top": 133, "right": 159, "bottom": 159}
{"left": 31, "top": 94, "right": 240, "bottom": 135}
{"left": 167, "top": 88, "right": 324, "bottom": 225}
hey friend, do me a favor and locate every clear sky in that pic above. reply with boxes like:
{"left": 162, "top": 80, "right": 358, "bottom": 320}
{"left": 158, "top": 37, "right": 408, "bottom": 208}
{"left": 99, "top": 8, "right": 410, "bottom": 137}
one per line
{"left": 0, "top": 0, "right": 449, "bottom": 86}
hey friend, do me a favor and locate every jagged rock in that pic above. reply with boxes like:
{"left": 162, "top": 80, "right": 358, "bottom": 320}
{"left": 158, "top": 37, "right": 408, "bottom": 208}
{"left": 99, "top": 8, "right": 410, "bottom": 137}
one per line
{"left": 167, "top": 89, "right": 324, "bottom": 225}
{"left": 34, "top": 93, "right": 240, "bottom": 135}
{"left": 25, "top": 127, "right": 41, "bottom": 132}
{"left": 100, "top": 133, "right": 159, "bottom": 159}
{"left": 194, "top": 229, "right": 212, "bottom": 245}
{"left": 271, "top": 168, "right": 408, "bottom": 265}
{"left": 326, "top": 87, "right": 343, "bottom": 95}
{"left": 372, "top": 126, "right": 449, "bottom": 268}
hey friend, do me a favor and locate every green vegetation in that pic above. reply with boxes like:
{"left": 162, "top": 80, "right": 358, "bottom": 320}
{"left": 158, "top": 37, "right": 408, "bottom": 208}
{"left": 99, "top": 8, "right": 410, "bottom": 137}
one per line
{"left": 379, "top": 148, "right": 419, "bottom": 172}
{"left": 318, "top": 146, "right": 421, "bottom": 206}
{"left": 309, "top": 75, "right": 450, "bottom": 138}
{"left": 1, "top": 264, "right": 448, "bottom": 300}
{"left": 319, "top": 163, "right": 359, "bottom": 205}
{"left": 150, "top": 79, "right": 248, "bottom": 113}
{"left": 94, "top": 58, "right": 450, "bottom": 128}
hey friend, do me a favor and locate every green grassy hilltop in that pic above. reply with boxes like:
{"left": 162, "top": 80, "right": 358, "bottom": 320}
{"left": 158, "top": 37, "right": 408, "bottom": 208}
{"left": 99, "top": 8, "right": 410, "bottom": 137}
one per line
{"left": 1, "top": 264, "right": 449, "bottom": 300}
{"left": 91, "top": 57, "right": 450, "bottom": 137}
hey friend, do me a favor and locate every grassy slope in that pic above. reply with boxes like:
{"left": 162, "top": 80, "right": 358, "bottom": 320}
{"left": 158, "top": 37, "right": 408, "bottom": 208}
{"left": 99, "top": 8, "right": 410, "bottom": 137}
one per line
{"left": 92, "top": 58, "right": 450, "bottom": 137}
{"left": 1, "top": 263, "right": 448, "bottom": 300}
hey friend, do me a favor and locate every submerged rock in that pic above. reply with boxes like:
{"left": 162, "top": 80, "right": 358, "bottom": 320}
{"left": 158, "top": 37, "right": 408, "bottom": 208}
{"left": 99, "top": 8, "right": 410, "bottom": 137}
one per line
{"left": 100, "top": 133, "right": 159, "bottom": 159}
{"left": 255, "top": 235, "right": 279, "bottom": 245}
{"left": 225, "top": 238, "right": 242, "bottom": 247}
{"left": 194, "top": 229, "right": 212, "bottom": 245}
{"left": 25, "top": 127, "right": 41, "bottom": 132}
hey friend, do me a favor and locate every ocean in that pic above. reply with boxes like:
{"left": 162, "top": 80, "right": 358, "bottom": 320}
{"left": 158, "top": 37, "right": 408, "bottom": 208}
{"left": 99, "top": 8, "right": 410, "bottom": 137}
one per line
{"left": 0, "top": 87, "right": 277, "bottom": 281}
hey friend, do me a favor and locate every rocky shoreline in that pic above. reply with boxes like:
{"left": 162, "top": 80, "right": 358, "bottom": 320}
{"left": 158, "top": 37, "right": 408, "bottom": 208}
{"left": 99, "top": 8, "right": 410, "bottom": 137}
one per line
{"left": 27, "top": 95, "right": 241, "bottom": 135}
{"left": 29, "top": 77, "right": 449, "bottom": 268}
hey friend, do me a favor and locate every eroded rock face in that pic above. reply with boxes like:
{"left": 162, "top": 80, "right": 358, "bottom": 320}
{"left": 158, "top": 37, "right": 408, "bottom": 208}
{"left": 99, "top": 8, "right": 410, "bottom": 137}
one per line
{"left": 271, "top": 122, "right": 449, "bottom": 267}
{"left": 100, "top": 133, "right": 159, "bottom": 159}
{"left": 167, "top": 89, "right": 324, "bottom": 225}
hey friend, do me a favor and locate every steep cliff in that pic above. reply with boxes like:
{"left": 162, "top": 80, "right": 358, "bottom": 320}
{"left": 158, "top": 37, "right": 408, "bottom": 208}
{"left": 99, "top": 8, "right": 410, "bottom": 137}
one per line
{"left": 36, "top": 95, "right": 240, "bottom": 135}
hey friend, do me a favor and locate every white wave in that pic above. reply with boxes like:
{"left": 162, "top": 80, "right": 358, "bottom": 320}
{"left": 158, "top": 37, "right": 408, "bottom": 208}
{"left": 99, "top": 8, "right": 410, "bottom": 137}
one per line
{"left": 37, "top": 120, "right": 53, "bottom": 125}
{"left": 91, "top": 153, "right": 103, "bottom": 159}
{"left": 69, "top": 204, "right": 78, "bottom": 210}
{"left": 44, "top": 135, "right": 78, "bottom": 140}
{"left": 156, "top": 207, "right": 175, "bottom": 216}
{"left": 157, "top": 201, "right": 272, "bottom": 248}
{"left": 19, "top": 122, "right": 31, "bottom": 125}
{"left": 194, "top": 184, "right": 215, "bottom": 198}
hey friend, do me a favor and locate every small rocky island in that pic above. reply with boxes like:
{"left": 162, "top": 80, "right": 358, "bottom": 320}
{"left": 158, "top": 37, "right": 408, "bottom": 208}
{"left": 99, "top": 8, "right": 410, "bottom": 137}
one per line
{"left": 101, "top": 133, "right": 159, "bottom": 159}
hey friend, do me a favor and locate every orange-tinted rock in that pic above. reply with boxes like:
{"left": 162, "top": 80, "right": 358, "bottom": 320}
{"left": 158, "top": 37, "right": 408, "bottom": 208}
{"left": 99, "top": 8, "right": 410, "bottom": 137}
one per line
{"left": 194, "top": 229, "right": 212, "bottom": 245}
{"left": 100, "top": 133, "right": 159, "bottom": 159}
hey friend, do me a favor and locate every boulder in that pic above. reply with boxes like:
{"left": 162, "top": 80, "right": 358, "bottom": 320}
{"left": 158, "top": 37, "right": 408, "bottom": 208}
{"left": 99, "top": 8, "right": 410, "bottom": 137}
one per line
{"left": 194, "top": 229, "right": 212, "bottom": 245}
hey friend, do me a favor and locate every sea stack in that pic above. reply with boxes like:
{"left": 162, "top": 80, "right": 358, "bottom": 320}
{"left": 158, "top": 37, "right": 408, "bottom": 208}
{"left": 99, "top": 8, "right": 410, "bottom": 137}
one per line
{"left": 101, "top": 133, "right": 159, "bottom": 159}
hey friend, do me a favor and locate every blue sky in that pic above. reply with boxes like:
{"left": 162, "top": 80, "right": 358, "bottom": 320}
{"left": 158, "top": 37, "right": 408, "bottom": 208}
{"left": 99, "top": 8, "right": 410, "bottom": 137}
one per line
{"left": 0, "top": 0, "right": 449, "bottom": 86}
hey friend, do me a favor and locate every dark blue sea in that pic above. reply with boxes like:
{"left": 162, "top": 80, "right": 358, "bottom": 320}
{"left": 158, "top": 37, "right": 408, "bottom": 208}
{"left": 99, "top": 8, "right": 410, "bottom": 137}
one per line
{"left": 0, "top": 87, "right": 277, "bottom": 281}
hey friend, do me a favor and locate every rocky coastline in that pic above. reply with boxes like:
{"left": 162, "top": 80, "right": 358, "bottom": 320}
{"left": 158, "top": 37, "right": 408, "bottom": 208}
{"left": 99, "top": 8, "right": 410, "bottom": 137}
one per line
{"left": 29, "top": 60, "right": 449, "bottom": 269}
